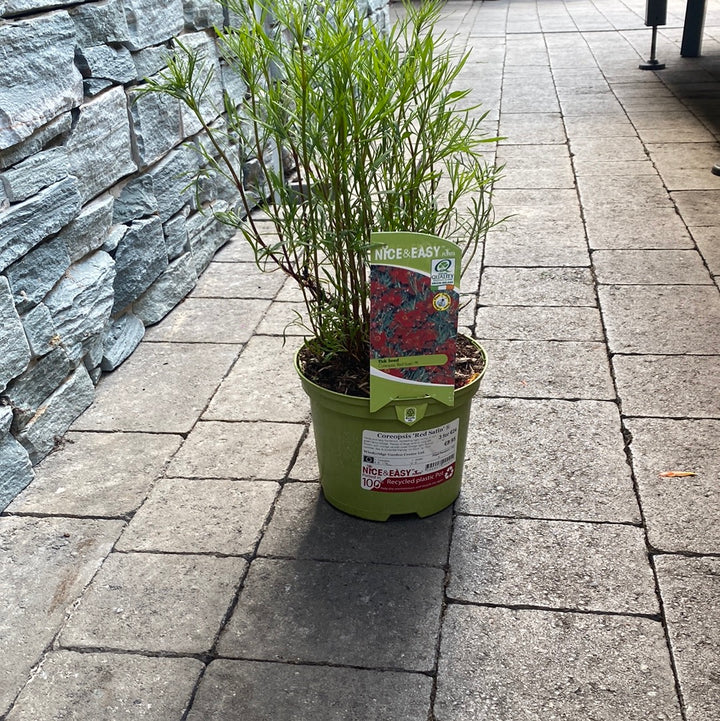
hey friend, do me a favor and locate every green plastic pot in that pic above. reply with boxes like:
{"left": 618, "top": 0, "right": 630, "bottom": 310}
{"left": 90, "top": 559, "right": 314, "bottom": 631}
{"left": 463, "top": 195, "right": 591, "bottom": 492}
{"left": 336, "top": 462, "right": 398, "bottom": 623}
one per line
{"left": 296, "top": 340, "right": 486, "bottom": 521}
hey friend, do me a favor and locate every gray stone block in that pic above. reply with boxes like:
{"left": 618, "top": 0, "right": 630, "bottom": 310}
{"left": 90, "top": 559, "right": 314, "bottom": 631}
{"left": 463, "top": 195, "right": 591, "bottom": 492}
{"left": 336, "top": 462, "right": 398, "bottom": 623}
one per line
{"left": 58, "top": 552, "right": 246, "bottom": 654}
{"left": 102, "top": 224, "right": 128, "bottom": 253}
{"left": 20, "top": 302, "right": 57, "bottom": 358}
{"left": 0, "top": 176, "right": 82, "bottom": 271}
{"left": 0, "top": 147, "right": 69, "bottom": 202}
{"left": 148, "top": 145, "right": 200, "bottom": 221}
{"left": 128, "top": 82, "right": 182, "bottom": 169}
{"left": 0, "top": 405, "right": 11, "bottom": 435}
{"left": 2, "top": 0, "right": 75, "bottom": 14}
{"left": 479, "top": 267, "right": 596, "bottom": 307}
{"left": 218, "top": 558, "right": 444, "bottom": 670}
{"left": 187, "top": 204, "right": 235, "bottom": 274}
{"left": 75, "top": 44, "right": 136, "bottom": 83}
{"left": 183, "top": 0, "right": 224, "bottom": 30}
{"left": 0, "top": 12, "right": 82, "bottom": 150}
{"left": 16, "top": 364, "right": 96, "bottom": 463}
{"left": 123, "top": 0, "right": 184, "bottom": 50}
{"left": 132, "top": 251, "right": 197, "bottom": 326}
{"left": 112, "top": 217, "right": 167, "bottom": 313}
{"left": 593, "top": 249, "right": 713, "bottom": 285}
{"left": 163, "top": 209, "right": 190, "bottom": 259}
{"left": 131, "top": 45, "right": 170, "bottom": 79}
{"left": 65, "top": 87, "right": 137, "bottom": 203}
{"left": 100, "top": 312, "right": 145, "bottom": 371}
{"left": 8, "top": 652, "right": 203, "bottom": 721}
{"left": 475, "top": 305, "right": 604, "bottom": 341}
{"left": 0, "top": 114, "right": 71, "bottom": 170}
{"left": 0, "top": 434, "right": 33, "bottom": 511}
{"left": 0, "top": 275, "right": 31, "bottom": 392}
{"left": 68, "top": 0, "right": 130, "bottom": 46}
{"left": 57, "top": 194, "right": 115, "bottom": 263}
{"left": 44, "top": 252, "right": 115, "bottom": 361}
{"left": 113, "top": 175, "right": 158, "bottom": 222}
{"left": 188, "top": 660, "right": 432, "bottom": 721}
{"left": 0, "top": 516, "right": 123, "bottom": 717}
{"left": 5, "top": 237, "right": 71, "bottom": 312}
{"left": 82, "top": 78, "right": 114, "bottom": 97}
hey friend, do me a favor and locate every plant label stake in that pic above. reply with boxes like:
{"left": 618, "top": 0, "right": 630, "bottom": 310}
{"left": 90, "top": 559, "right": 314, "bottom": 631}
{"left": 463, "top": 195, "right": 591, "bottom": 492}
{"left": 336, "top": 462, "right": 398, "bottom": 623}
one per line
{"left": 369, "top": 231, "right": 461, "bottom": 419}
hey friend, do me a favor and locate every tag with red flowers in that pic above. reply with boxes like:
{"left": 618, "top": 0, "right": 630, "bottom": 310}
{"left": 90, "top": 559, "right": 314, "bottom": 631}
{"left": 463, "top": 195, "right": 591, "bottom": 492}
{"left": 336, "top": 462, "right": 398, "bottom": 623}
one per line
{"left": 369, "top": 231, "right": 461, "bottom": 414}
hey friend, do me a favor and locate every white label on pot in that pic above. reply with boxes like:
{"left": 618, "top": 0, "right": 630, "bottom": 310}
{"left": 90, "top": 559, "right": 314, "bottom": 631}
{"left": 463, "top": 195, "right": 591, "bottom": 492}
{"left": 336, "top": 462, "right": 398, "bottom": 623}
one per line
{"left": 360, "top": 419, "right": 459, "bottom": 492}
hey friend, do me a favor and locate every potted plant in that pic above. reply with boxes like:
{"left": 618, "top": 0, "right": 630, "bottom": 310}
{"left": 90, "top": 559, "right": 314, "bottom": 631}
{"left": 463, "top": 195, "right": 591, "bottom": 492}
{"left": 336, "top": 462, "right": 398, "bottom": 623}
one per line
{"left": 144, "top": 0, "right": 501, "bottom": 519}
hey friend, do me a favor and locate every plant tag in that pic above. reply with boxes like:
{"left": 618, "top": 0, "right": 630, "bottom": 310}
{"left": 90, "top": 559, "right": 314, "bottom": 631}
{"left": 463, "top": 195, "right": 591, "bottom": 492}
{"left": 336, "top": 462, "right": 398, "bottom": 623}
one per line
{"left": 369, "top": 231, "right": 461, "bottom": 414}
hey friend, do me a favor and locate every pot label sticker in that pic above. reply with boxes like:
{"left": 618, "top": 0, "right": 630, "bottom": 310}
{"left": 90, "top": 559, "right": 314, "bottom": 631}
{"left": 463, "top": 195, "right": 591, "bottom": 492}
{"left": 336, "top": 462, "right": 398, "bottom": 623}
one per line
{"left": 369, "top": 231, "right": 461, "bottom": 414}
{"left": 360, "top": 419, "right": 459, "bottom": 492}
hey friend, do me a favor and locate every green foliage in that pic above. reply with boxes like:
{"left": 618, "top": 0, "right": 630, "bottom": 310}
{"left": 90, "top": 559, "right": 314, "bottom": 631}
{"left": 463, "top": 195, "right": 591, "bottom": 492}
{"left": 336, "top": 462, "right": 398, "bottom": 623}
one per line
{"left": 142, "top": 0, "right": 500, "bottom": 364}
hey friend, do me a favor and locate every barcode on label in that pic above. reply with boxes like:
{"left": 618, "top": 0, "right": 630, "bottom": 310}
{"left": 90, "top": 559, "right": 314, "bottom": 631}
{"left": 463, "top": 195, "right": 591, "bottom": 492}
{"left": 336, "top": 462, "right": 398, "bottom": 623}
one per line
{"left": 425, "top": 453, "right": 454, "bottom": 471}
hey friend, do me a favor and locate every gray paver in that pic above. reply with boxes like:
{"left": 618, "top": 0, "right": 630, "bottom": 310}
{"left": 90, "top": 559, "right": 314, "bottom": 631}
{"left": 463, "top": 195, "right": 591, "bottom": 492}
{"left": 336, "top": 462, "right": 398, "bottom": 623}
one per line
{"left": 479, "top": 267, "right": 596, "bottom": 306}
{"left": 478, "top": 340, "right": 616, "bottom": 400}
{"left": 497, "top": 112, "right": 567, "bottom": 144}
{"left": 187, "top": 659, "right": 432, "bottom": 721}
{"left": 448, "top": 515, "right": 657, "bottom": 614}
{"left": 217, "top": 557, "right": 444, "bottom": 671}
{"left": 495, "top": 144, "right": 575, "bottom": 189}
{"left": 6, "top": 651, "right": 203, "bottom": 721}
{"left": 254, "top": 300, "right": 309, "bottom": 335}
{"left": 204, "top": 335, "right": 310, "bottom": 422}
{"left": 584, "top": 207, "right": 694, "bottom": 250}
{"left": 691, "top": 226, "right": 720, "bottom": 279}
{"left": 671, "top": 190, "right": 720, "bottom": 227}
{"left": 117, "top": 478, "right": 279, "bottom": 554}
{"left": 59, "top": 552, "right": 245, "bottom": 654}
{"left": 458, "top": 398, "right": 640, "bottom": 522}
{"left": 599, "top": 284, "right": 720, "bottom": 354}
{"left": 190, "top": 260, "right": 285, "bottom": 298}
{"left": 475, "top": 305, "right": 604, "bottom": 341}
{"left": 614, "top": 355, "right": 720, "bottom": 418}
{"left": 7, "top": 431, "right": 182, "bottom": 517}
{"left": 627, "top": 418, "right": 720, "bottom": 554}
{"left": 655, "top": 556, "right": 720, "bottom": 721}
{"left": 259, "top": 482, "right": 452, "bottom": 565}
{"left": 167, "top": 421, "right": 305, "bottom": 479}
{"left": 647, "top": 142, "right": 720, "bottom": 190}
{"left": 593, "top": 249, "right": 713, "bottom": 285}
{"left": 436, "top": 605, "right": 682, "bottom": 721}
{"left": 0, "top": 517, "right": 123, "bottom": 717}
{"left": 72, "top": 342, "right": 239, "bottom": 433}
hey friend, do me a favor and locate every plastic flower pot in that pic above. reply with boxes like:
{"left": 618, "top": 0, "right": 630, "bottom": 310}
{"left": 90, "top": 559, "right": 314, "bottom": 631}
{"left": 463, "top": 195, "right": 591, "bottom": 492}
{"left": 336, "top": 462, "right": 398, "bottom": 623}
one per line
{"left": 296, "top": 340, "right": 487, "bottom": 521}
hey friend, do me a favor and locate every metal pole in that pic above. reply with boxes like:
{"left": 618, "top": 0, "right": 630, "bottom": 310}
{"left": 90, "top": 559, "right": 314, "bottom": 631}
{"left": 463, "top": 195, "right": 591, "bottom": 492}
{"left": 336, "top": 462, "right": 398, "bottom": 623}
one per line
{"left": 639, "top": 26, "right": 666, "bottom": 70}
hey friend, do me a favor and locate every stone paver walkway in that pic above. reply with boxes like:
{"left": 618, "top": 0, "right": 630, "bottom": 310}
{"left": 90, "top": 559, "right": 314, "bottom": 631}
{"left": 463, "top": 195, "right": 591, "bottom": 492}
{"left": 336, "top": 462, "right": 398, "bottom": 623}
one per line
{"left": 2, "top": 0, "right": 719, "bottom": 718}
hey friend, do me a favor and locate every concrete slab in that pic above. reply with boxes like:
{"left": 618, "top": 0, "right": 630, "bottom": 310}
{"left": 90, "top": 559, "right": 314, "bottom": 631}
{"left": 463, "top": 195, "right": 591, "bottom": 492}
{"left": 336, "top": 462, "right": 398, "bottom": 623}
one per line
{"left": 203, "top": 336, "right": 310, "bottom": 423}
{"left": 626, "top": 418, "right": 720, "bottom": 554}
{"left": 116, "top": 478, "right": 279, "bottom": 555}
{"left": 691, "top": 226, "right": 720, "bottom": 280}
{"left": 475, "top": 305, "right": 604, "bottom": 341}
{"left": 190, "top": 260, "right": 286, "bottom": 299}
{"left": 59, "top": 552, "right": 245, "bottom": 655}
{"left": 6, "top": 651, "right": 203, "bottom": 721}
{"left": 436, "top": 605, "right": 682, "bottom": 721}
{"left": 478, "top": 340, "right": 616, "bottom": 400}
{"left": 593, "top": 249, "right": 713, "bottom": 284}
{"left": 672, "top": 190, "right": 720, "bottom": 227}
{"left": 187, "top": 659, "right": 432, "bottom": 721}
{"left": 0, "top": 517, "right": 123, "bottom": 716}
{"left": 143, "top": 297, "right": 271, "bottom": 344}
{"left": 629, "top": 110, "right": 717, "bottom": 143}
{"left": 167, "top": 420, "right": 305, "bottom": 479}
{"left": 253, "top": 301, "right": 309, "bottom": 335}
{"left": 459, "top": 398, "right": 640, "bottom": 522}
{"left": 217, "top": 558, "right": 444, "bottom": 671}
{"left": 497, "top": 112, "right": 567, "bottom": 145}
{"left": 7, "top": 431, "right": 182, "bottom": 517}
{"left": 72, "top": 342, "right": 239, "bottom": 433}
{"left": 287, "top": 426, "right": 319, "bottom": 481}
{"left": 647, "top": 143, "right": 720, "bottom": 190}
{"left": 599, "top": 284, "right": 720, "bottom": 354}
{"left": 479, "top": 267, "right": 596, "bottom": 307}
{"left": 570, "top": 136, "right": 649, "bottom": 163}
{"left": 613, "top": 355, "right": 720, "bottom": 418}
{"left": 258, "top": 482, "right": 452, "bottom": 565}
{"left": 655, "top": 556, "right": 720, "bottom": 721}
{"left": 211, "top": 234, "right": 259, "bottom": 262}
{"left": 495, "top": 144, "right": 575, "bottom": 189}
{"left": 448, "top": 515, "right": 657, "bottom": 614}
{"left": 584, "top": 207, "right": 696, "bottom": 249}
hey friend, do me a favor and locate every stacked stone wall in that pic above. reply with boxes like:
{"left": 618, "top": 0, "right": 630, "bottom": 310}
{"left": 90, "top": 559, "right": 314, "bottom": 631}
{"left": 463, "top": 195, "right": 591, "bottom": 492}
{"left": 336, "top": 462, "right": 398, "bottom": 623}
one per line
{"left": 0, "top": 0, "right": 389, "bottom": 509}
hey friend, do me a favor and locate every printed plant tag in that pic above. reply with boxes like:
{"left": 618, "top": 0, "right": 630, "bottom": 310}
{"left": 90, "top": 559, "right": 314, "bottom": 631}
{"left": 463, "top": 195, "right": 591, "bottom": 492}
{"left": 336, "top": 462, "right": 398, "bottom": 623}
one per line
{"left": 369, "top": 231, "right": 461, "bottom": 413}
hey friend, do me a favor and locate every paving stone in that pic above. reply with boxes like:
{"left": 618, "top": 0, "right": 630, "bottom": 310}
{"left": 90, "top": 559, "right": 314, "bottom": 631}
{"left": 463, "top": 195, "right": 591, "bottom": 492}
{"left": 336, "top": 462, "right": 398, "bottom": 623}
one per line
{"left": 626, "top": 418, "right": 720, "bottom": 554}
{"left": 475, "top": 305, "right": 604, "bottom": 341}
{"left": 562, "top": 115, "right": 637, "bottom": 137}
{"left": 117, "top": 478, "right": 279, "bottom": 554}
{"left": 287, "top": 426, "right": 319, "bottom": 480}
{"left": 259, "top": 482, "right": 452, "bottom": 565}
{"left": 72, "top": 342, "right": 238, "bottom": 433}
{"left": 448, "top": 515, "right": 656, "bottom": 614}
{"left": 629, "top": 110, "right": 717, "bottom": 143}
{"left": 584, "top": 206, "right": 695, "bottom": 249}
{"left": 593, "top": 249, "right": 713, "bottom": 284}
{"left": 654, "top": 556, "right": 720, "bottom": 721}
{"left": 5, "top": 651, "right": 203, "bottom": 721}
{"left": 0, "top": 517, "right": 123, "bottom": 717}
{"left": 190, "top": 260, "right": 286, "bottom": 298}
{"left": 187, "top": 659, "right": 431, "bottom": 721}
{"left": 479, "top": 267, "right": 596, "bottom": 307}
{"left": 204, "top": 336, "right": 310, "bottom": 422}
{"left": 647, "top": 142, "right": 720, "bottom": 190}
{"left": 142, "top": 297, "right": 270, "bottom": 344}
{"left": 691, "top": 226, "right": 720, "bottom": 278}
{"left": 217, "top": 558, "right": 444, "bottom": 671}
{"left": 599, "top": 284, "right": 720, "bottom": 354}
{"left": 495, "top": 144, "right": 575, "bottom": 189}
{"left": 570, "top": 136, "right": 649, "bottom": 163}
{"left": 8, "top": 431, "right": 183, "bottom": 517}
{"left": 497, "top": 112, "right": 567, "bottom": 144}
{"left": 671, "top": 190, "right": 720, "bottom": 227}
{"left": 613, "top": 355, "right": 720, "bottom": 418}
{"left": 458, "top": 398, "right": 639, "bottom": 522}
{"left": 212, "top": 234, "right": 261, "bottom": 263}
{"left": 478, "top": 340, "right": 616, "bottom": 400}
{"left": 435, "top": 605, "right": 682, "bottom": 721}
{"left": 167, "top": 421, "right": 305, "bottom": 479}
{"left": 573, "top": 159, "right": 660, "bottom": 176}
{"left": 254, "top": 301, "right": 309, "bottom": 335}
{"left": 59, "top": 552, "right": 245, "bottom": 655}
